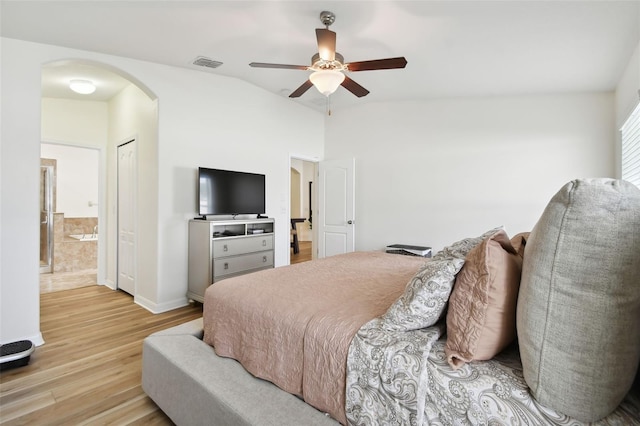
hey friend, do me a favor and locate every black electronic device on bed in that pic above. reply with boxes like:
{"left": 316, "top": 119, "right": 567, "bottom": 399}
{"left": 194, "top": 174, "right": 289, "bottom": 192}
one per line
{"left": 0, "top": 340, "right": 35, "bottom": 371}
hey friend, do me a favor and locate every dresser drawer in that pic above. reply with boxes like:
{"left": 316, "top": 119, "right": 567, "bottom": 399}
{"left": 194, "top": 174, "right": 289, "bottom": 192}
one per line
{"left": 213, "top": 251, "right": 274, "bottom": 278}
{"left": 213, "top": 235, "right": 273, "bottom": 258}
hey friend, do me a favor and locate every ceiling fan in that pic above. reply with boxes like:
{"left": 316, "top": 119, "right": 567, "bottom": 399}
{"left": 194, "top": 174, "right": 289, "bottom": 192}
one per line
{"left": 249, "top": 11, "right": 407, "bottom": 99}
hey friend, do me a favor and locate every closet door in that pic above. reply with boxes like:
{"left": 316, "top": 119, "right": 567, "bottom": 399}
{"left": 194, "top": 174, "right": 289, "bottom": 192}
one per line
{"left": 117, "top": 140, "right": 136, "bottom": 296}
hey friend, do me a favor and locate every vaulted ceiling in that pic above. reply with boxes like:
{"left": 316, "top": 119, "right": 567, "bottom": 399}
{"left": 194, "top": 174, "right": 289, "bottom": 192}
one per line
{"left": 2, "top": 1, "right": 638, "bottom": 112}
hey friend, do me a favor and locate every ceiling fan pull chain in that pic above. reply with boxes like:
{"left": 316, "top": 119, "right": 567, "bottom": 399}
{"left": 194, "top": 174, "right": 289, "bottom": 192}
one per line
{"left": 327, "top": 96, "right": 332, "bottom": 116}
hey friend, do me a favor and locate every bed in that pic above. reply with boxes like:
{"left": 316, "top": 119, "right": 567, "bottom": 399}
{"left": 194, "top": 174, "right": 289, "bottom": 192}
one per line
{"left": 144, "top": 250, "right": 640, "bottom": 425}
{"left": 203, "top": 251, "right": 427, "bottom": 425}
{"left": 143, "top": 179, "right": 640, "bottom": 425}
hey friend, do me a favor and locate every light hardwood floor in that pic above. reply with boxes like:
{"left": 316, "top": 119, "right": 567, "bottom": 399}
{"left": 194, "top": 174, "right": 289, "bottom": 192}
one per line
{"left": 290, "top": 240, "right": 312, "bottom": 265}
{"left": 1, "top": 246, "right": 310, "bottom": 424}
{"left": 0, "top": 286, "right": 202, "bottom": 425}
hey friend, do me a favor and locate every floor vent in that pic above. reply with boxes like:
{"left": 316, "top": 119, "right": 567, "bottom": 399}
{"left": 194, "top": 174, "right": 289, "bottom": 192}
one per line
{"left": 192, "top": 56, "right": 223, "bottom": 69}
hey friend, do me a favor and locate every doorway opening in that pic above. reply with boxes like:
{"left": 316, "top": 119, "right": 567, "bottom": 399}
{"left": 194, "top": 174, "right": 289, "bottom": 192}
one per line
{"left": 290, "top": 158, "right": 317, "bottom": 264}
{"left": 40, "top": 58, "right": 157, "bottom": 298}
{"left": 39, "top": 143, "right": 101, "bottom": 293}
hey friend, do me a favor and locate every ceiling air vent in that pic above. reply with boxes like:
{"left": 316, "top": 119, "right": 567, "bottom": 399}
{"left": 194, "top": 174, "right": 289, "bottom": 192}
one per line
{"left": 192, "top": 56, "right": 223, "bottom": 69}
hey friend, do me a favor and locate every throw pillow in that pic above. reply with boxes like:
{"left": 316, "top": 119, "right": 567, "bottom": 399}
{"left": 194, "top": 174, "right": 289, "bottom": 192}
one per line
{"left": 517, "top": 178, "right": 640, "bottom": 422}
{"left": 381, "top": 258, "right": 465, "bottom": 331}
{"left": 510, "top": 232, "right": 529, "bottom": 259}
{"left": 445, "top": 229, "right": 523, "bottom": 369}
{"left": 382, "top": 226, "right": 502, "bottom": 332}
{"left": 432, "top": 226, "right": 503, "bottom": 261}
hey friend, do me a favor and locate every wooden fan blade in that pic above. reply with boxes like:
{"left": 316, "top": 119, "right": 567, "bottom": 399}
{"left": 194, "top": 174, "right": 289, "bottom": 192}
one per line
{"left": 289, "top": 80, "right": 314, "bottom": 98}
{"left": 346, "top": 57, "right": 408, "bottom": 72}
{"left": 249, "top": 62, "right": 309, "bottom": 70}
{"left": 341, "top": 76, "right": 370, "bottom": 97}
{"left": 315, "top": 28, "right": 336, "bottom": 61}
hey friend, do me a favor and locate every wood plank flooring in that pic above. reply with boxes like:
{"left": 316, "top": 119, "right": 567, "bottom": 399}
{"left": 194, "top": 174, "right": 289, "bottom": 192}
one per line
{"left": 290, "top": 240, "right": 312, "bottom": 265}
{"left": 2, "top": 246, "right": 311, "bottom": 424}
{"left": 0, "top": 286, "right": 202, "bottom": 425}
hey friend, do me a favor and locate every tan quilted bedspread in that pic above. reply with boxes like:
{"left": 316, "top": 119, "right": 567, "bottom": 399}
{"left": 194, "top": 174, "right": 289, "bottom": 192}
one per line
{"left": 202, "top": 251, "right": 426, "bottom": 424}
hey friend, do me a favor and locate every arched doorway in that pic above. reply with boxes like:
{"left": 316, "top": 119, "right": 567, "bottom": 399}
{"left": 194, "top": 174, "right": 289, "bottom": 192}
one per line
{"left": 40, "top": 59, "right": 157, "bottom": 296}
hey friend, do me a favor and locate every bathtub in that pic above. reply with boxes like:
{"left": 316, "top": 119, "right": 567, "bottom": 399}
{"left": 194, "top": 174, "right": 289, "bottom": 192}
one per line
{"left": 69, "top": 234, "right": 98, "bottom": 241}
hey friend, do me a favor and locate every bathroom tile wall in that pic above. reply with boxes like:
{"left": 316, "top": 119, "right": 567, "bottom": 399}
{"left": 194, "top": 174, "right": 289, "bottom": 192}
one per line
{"left": 63, "top": 217, "right": 98, "bottom": 236}
{"left": 53, "top": 214, "right": 98, "bottom": 272}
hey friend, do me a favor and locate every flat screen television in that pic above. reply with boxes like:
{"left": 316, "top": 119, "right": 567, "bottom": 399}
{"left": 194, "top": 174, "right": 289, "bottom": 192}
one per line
{"left": 198, "top": 167, "right": 266, "bottom": 217}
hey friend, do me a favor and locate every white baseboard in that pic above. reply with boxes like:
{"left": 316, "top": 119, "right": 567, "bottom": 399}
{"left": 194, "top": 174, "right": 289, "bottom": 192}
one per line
{"left": 135, "top": 294, "right": 190, "bottom": 314}
{"left": 103, "top": 279, "right": 116, "bottom": 290}
{"left": 98, "top": 280, "right": 117, "bottom": 290}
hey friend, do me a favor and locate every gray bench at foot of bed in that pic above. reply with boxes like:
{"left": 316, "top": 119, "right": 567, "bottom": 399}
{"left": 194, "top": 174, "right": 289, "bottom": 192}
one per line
{"left": 142, "top": 318, "right": 339, "bottom": 426}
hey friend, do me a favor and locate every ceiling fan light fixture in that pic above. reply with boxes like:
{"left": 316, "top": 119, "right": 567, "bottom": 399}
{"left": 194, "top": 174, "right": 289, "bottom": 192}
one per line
{"left": 249, "top": 10, "right": 406, "bottom": 100}
{"left": 309, "top": 70, "right": 345, "bottom": 96}
{"left": 69, "top": 79, "right": 96, "bottom": 95}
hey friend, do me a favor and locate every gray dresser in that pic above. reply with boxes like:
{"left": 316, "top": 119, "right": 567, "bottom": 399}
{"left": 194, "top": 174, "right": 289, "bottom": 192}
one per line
{"left": 187, "top": 218, "right": 275, "bottom": 302}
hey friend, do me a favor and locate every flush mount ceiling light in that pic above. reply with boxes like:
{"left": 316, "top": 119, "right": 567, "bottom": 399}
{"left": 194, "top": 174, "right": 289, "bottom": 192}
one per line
{"left": 69, "top": 79, "right": 96, "bottom": 95}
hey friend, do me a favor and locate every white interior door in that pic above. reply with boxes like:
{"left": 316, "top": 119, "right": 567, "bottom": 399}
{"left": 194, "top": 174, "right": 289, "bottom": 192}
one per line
{"left": 317, "top": 158, "right": 355, "bottom": 258}
{"left": 117, "top": 140, "right": 136, "bottom": 295}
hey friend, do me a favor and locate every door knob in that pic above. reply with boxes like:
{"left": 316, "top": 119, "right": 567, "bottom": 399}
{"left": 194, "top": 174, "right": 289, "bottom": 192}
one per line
{"left": 347, "top": 220, "right": 353, "bottom": 225}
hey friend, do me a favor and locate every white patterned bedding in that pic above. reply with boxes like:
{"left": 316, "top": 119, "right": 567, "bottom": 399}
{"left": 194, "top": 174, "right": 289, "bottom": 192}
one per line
{"left": 346, "top": 319, "right": 640, "bottom": 425}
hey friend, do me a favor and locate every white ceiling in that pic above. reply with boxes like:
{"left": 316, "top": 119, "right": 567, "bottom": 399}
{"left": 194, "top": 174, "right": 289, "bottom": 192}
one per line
{"left": 2, "top": 1, "right": 639, "bottom": 112}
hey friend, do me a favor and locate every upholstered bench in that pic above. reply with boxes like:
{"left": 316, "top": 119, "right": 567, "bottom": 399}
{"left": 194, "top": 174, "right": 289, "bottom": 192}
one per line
{"left": 142, "top": 318, "right": 338, "bottom": 426}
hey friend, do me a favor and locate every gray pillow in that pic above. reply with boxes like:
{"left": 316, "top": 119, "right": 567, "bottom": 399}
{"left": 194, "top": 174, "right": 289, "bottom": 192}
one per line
{"left": 516, "top": 178, "right": 640, "bottom": 422}
{"left": 381, "top": 258, "right": 465, "bottom": 331}
{"left": 432, "top": 226, "right": 503, "bottom": 261}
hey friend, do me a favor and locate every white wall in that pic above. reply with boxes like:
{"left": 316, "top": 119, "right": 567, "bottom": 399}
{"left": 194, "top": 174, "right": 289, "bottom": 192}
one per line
{"left": 2, "top": 38, "right": 47, "bottom": 345}
{"left": 41, "top": 98, "right": 108, "bottom": 147}
{"left": 0, "top": 37, "right": 324, "bottom": 344}
{"left": 40, "top": 143, "right": 100, "bottom": 218}
{"left": 141, "top": 62, "right": 326, "bottom": 309}
{"left": 325, "top": 93, "right": 615, "bottom": 253}
{"left": 616, "top": 43, "right": 640, "bottom": 128}
{"left": 615, "top": 41, "right": 640, "bottom": 178}
{"left": 107, "top": 83, "right": 160, "bottom": 308}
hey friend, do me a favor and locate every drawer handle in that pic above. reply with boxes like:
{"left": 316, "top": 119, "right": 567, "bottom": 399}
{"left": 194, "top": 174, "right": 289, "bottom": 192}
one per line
{"left": 224, "top": 262, "right": 229, "bottom": 270}
{"left": 263, "top": 256, "right": 267, "bottom": 263}
{"left": 262, "top": 240, "right": 266, "bottom": 246}
{"left": 223, "top": 244, "right": 228, "bottom": 252}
